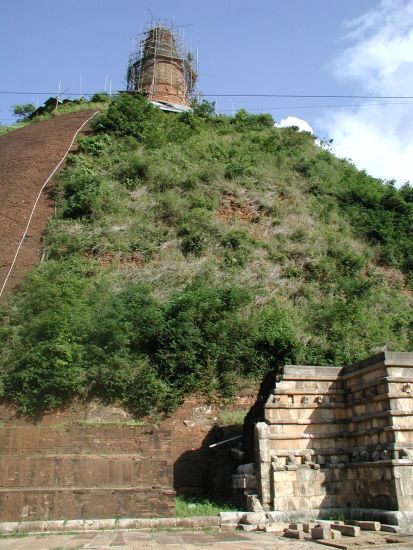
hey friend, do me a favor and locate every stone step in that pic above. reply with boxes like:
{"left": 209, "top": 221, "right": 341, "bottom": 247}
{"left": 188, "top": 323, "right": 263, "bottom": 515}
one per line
{"left": 0, "top": 455, "right": 171, "bottom": 488}
{"left": 0, "top": 487, "right": 176, "bottom": 521}
{"left": 0, "top": 426, "right": 171, "bottom": 457}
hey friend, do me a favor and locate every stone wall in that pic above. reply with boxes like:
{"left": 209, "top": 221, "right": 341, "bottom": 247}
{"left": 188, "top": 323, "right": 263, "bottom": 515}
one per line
{"left": 0, "top": 388, "right": 257, "bottom": 522}
{"left": 0, "top": 423, "right": 174, "bottom": 521}
{"left": 254, "top": 352, "right": 413, "bottom": 529}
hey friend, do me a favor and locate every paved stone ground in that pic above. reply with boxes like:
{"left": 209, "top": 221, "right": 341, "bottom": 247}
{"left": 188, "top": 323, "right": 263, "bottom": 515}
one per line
{"left": 0, "top": 529, "right": 323, "bottom": 550}
{"left": 0, "top": 529, "right": 412, "bottom": 550}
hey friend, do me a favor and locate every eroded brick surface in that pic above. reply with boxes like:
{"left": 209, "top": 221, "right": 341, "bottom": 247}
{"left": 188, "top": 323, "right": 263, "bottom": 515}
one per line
{"left": 0, "top": 425, "right": 174, "bottom": 520}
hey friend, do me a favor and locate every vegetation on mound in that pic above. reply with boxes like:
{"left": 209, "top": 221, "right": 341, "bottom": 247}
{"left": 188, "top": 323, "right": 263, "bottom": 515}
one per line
{"left": 1, "top": 92, "right": 413, "bottom": 416}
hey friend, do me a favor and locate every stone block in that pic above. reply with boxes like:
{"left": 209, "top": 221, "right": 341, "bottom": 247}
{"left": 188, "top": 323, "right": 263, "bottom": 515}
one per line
{"left": 331, "top": 529, "right": 342, "bottom": 540}
{"left": 289, "top": 522, "right": 303, "bottom": 530}
{"left": 238, "top": 523, "right": 256, "bottom": 531}
{"left": 17, "top": 521, "right": 46, "bottom": 533}
{"left": 0, "top": 522, "right": 19, "bottom": 534}
{"left": 303, "top": 522, "right": 315, "bottom": 533}
{"left": 297, "top": 481, "right": 315, "bottom": 496}
{"left": 83, "top": 519, "right": 116, "bottom": 530}
{"left": 273, "top": 470, "right": 296, "bottom": 482}
{"left": 135, "top": 518, "right": 158, "bottom": 528}
{"left": 240, "top": 512, "right": 267, "bottom": 525}
{"left": 193, "top": 516, "right": 220, "bottom": 527}
{"left": 283, "top": 528, "right": 304, "bottom": 539}
{"left": 115, "top": 518, "right": 138, "bottom": 529}
{"left": 354, "top": 520, "right": 381, "bottom": 531}
{"left": 311, "top": 526, "right": 331, "bottom": 539}
{"left": 62, "top": 520, "right": 85, "bottom": 531}
{"left": 275, "top": 481, "right": 294, "bottom": 496}
{"left": 246, "top": 494, "right": 264, "bottom": 512}
{"left": 232, "top": 474, "right": 256, "bottom": 489}
{"left": 176, "top": 518, "right": 195, "bottom": 528}
{"left": 297, "top": 468, "right": 317, "bottom": 482}
{"left": 266, "top": 511, "right": 287, "bottom": 523}
{"left": 381, "top": 524, "right": 401, "bottom": 533}
{"left": 331, "top": 524, "right": 360, "bottom": 537}
{"left": 219, "top": 512, "right": 243, "bottom": 524}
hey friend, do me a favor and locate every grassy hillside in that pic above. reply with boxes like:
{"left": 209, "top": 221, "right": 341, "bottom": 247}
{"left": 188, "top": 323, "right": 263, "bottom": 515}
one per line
{"left": 1, "top": 93, "right": 413, "bottom": 416}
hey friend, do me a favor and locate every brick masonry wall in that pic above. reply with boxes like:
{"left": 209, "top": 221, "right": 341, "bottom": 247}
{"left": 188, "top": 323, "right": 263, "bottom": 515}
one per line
{"left": 159, "top": 390, "right": 258, "bottom": 497}
{"left": 0, "top": 422, "right": 174, "bottom": 521}
{"left": 0, "top": 388, "right": 257, "bottom": 521}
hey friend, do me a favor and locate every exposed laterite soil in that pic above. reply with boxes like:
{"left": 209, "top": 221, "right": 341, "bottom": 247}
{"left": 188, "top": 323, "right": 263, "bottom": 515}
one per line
{"left": 0, "top": 110, "right": 97, "bottom": 300}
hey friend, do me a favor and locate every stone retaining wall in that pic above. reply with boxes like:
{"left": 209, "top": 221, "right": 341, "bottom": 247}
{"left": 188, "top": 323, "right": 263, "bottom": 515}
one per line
{"left": 0, "top": 424, "right": 174, "bottom": 521}
{"left": 255, "top": 352, "right": 413, "bottom": 529}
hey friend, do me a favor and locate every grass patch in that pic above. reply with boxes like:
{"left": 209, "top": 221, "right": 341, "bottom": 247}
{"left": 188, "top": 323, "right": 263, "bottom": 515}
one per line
{"left": 175, "top": 496, "right": 238, "bottom": 517}
{"left": 75, "top": 418, "right": 145, "bottom": 426}
{"left": 217, "top": 410, "right": 246, "bottom": 426}
{"left": 0, "top": 120, "right": 31, "bottom": 136}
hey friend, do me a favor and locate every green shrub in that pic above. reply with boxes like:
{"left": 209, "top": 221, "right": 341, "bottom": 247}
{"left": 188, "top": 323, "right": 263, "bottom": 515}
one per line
{"left": 187, "top": 191, "right": 218, "bottom": 211}
{"left": 5, "top": 339, "right": 86, "bottom": 413}
{"left": 191, "top": 99, "right": 216, "bottom": 118}
{"left": 93, "top": 92, "right": 160, "bottom": 140}
{"left": 114, "top": 153, "right": 149, "bottom": 188}
{"left": 62, "top": 173, "right": 103, "bottom": 218}
{"left": 232, "top": 109, "right": 274, "bottom": 131}
{"left": 158, "top": 190, "right": 185, "bottom": 224}
{"left": 180, "top": 230, "right": 204, "bottom": 256}
{"left": 77, "top": 134, "right": 113, "bottom": 157}
{"left": 221, "top": 230, "right": 252, "bottom": 267}
{"left": 250, "top": 303, "right": 300, "bottom": 369}
{"left": 90, "top": 92, "right": 111, "bottom": 103}
{"left": 225, "top": 157, "right": 253, "bottom": 179}
{"left": 2, "top": 260, "right": 93, "bottom": 413}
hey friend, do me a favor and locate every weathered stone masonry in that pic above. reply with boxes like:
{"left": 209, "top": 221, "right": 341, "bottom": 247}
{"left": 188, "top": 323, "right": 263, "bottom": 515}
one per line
{"left": 255, "top": 352, "right": 413, "bottom": 529}
{"left": 0, "top": 424, "right": 174, "bottom": 521}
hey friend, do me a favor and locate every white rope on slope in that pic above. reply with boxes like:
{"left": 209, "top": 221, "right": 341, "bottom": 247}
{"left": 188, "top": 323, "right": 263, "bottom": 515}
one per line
{"left": 0, "top": 110, "right": 100, "bottom": 298}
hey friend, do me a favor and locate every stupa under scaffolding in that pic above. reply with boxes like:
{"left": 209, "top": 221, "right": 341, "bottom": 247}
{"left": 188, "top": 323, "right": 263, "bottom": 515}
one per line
{"left": 127, "top": 22, "right": 198, "bottom": 112}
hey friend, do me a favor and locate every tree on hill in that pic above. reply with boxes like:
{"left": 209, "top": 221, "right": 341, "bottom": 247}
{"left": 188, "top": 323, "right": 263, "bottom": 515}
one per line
{"left": 12, "top": 103, "right": 36, "bottom": 121}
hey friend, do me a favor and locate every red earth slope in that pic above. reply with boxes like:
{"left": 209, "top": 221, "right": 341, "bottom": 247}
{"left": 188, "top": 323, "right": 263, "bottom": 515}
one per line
{"left": 0, "top": 110, "right": 97, "bottom": 300}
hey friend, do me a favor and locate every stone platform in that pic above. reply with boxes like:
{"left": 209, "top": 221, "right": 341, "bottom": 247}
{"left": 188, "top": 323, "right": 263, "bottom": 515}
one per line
{"left": 254, "top": 352, "right": 413, "bottom": 531}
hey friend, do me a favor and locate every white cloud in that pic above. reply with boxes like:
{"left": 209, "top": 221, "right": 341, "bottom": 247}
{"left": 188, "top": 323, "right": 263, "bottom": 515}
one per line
{"left": 319, "top": 0, "right": 413, "bottom": 184}
{"left": 275, "top": 116, "right": 313, "bottom": 133}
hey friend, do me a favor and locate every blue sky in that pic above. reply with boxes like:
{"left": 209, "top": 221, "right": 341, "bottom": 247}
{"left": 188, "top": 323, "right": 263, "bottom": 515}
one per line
{"left": 1, "top": 0, "right": 412, "bottom": 182}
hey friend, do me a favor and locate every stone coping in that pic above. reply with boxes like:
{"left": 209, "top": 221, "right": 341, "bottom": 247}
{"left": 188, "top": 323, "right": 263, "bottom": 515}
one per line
{"left": 283, "top": 353, "right": 413, "bottom": 381}
{"left": 6, "top": 511, "right": 409, "bottom": 535}
{"left": 343, "top": 351, "right": 413, "bottom": 376}
{"left": 0, "top": 515, "right": 222, "bottom": 535}
{"left": 283, "top": 365, "right": 343, "bottom": 379}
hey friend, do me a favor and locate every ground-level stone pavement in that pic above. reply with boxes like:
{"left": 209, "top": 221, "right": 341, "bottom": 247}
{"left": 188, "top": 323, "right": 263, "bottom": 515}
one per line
{"left": 0, "top": 530, "right": 412, "bottom": 550}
